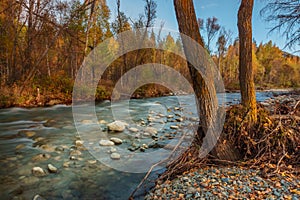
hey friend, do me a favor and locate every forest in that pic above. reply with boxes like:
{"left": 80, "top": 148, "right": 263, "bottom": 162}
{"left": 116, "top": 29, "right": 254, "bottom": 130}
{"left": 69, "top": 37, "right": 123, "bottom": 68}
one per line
{"left": 0, "top": 0, "right": 299, "bottom": 199}
{"left": 0, "top": 0, "right": 299, "bottom": 108}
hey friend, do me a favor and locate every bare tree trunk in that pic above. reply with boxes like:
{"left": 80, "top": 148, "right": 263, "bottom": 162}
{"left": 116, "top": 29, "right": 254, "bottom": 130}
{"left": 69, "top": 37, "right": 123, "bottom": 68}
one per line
{"left": 173, "top": 0, "right": 240, "bottom": 161}
{"left": 238, "top": 0, "right": 257, "bottom": 124}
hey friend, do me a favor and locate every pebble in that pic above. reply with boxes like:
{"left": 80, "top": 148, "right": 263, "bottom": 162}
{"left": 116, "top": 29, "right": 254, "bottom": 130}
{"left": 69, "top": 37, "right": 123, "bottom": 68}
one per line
{"left": 129, "top": 127, "right": 139, "bottom": 132}
{"left": 32, "top": 167, "right": 46, "bottom": 177}
{"left": 170, "top": 125, "right": 179, "bottom": 129}
{"left": 110, "top": 137, "right": 122, "bottom": 144}
{"left": 110, "top": 153, "right": 120, "bottom": 160}
{"left": 75, "top": 140, "right": 83, "bottom": 146}
{"left": 99, "top": 140, "right": 115, "bottom": 146}
{"left": 145, "top": 166, "right": 300, "bottom": 199}
{"left": 144, "top": 127, "right": 158, "bottom": 135}
{"left": 47, "top": 164, "right": 58, "bottom": 173}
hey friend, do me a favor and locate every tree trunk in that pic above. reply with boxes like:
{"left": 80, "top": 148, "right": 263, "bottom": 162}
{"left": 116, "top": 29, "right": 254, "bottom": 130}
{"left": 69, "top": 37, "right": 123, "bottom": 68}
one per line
{"left": 238, "top": 0, "right": 257, "bottom": 124}
{"left": 173, "top": 0, "right": 240, "bottom": 161}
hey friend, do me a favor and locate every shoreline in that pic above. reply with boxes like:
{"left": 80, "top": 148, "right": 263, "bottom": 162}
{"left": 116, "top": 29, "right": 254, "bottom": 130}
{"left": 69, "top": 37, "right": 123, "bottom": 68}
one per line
{"left": 1, "top": 88, "right": 299, "bottom": 109}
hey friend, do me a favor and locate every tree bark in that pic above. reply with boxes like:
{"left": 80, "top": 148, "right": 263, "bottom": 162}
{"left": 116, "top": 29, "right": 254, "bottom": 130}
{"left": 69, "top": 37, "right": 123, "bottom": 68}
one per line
{"left": 173, "top": 0, "right": 240, "bottom": 161}
{"left": 238, "top": 0, "right": 257, "bottom": 124}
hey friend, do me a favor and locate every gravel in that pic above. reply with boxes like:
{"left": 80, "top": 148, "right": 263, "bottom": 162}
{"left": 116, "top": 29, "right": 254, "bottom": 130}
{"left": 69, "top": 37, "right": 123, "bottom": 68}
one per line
{"left": 145, "top": 166, "right": 300, "bottom": 199}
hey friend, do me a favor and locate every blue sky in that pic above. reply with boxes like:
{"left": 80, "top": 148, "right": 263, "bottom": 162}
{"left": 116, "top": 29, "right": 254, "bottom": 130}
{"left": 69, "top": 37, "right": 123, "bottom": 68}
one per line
{"left": 107, "top": 0, "right": 296, "bottom": 55}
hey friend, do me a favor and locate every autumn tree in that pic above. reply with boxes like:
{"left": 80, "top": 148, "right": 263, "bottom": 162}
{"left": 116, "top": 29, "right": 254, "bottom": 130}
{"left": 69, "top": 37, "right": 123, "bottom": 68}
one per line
{"left": 216, "top": 28, "right": 232, "bottom": 75}
{"left": 238, "top": 0, "right": 257, "bottom": 124}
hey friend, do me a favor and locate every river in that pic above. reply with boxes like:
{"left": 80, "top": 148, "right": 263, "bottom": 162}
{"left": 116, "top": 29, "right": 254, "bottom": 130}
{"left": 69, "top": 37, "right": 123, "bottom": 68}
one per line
{"left": 0, "top": 91, "right": 277, "bottom": 199}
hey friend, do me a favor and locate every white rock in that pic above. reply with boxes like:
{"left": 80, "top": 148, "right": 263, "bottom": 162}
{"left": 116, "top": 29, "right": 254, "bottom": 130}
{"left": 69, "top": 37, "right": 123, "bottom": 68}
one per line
{"left": 167, "top": 115, "right": 174, "bottom": 118}
{"left": 129, "top": 127, "right": 139, "bottom": 132}
{"left": 110, "top": 137, "right": 122, "bottom": 145}
{"left": 32, "top": 167, "right": 46, "bottom": 176}
{"left": 170, "top": 125, "right": 179, "bottom": 129}
{"left": 144, "top": 127, "right": 158, "bottom": 135}
{"left": 75, "top": 140, "right": 83, "bottom": 146}
{"left": 99, "top": 140, "right": 115, "bottom": 146}
{"left": 107, "top": 121, "right": 126, "bottom": 132}
{"left": 111, "top": 153, "right": 120, "bottom": 160}
{"left": 47, "top": 164, "right": 58, "bottom": 173}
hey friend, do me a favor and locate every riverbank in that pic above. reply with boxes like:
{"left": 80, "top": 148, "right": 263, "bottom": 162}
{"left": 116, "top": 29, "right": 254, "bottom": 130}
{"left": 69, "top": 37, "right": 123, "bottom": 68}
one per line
{"left": 144, "top": 92, "right": 300, "bottom": 199}
{"left": 145, "top": 166, "right": 300, "bottom": 199}
{"left": 1, "top": 87, "right": 299, "bottom": 109}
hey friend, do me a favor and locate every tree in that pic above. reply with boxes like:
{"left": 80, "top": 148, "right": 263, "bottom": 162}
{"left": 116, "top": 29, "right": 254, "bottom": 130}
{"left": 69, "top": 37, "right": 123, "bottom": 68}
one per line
{"left": 216, "top": 28, "right": 232, "bottom": 75}
{"left": 261, "top": 0, "right": 300, "bottom": 51}
{"left": 165, "top": 0, "right": 240, "bottom": 179}
{"left": 238, "top": 0, "right": 257, "bottom": 124}
{"left": 198, "top": 17, "right": 221, "bottom": 53}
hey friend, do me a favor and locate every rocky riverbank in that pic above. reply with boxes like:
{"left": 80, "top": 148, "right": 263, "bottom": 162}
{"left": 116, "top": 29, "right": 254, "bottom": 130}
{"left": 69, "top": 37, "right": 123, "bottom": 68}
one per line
{"left": 145, "top": 166, "right": 300, "bottom": 199}
{"left": 145, "top": 93, "right": 300, "bottom": 200}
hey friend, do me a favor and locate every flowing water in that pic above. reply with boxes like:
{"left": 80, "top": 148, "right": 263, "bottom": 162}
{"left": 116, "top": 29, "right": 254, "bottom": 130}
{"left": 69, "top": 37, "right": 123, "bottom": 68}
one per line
{"left": 0, "top": 92, "right": 275, "bottom": 199}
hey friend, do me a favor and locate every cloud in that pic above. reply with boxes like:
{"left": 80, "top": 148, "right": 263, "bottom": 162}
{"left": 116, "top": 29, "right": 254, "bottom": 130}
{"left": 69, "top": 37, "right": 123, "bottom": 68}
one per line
{"left": 201, "top": 3, "right": 219, "bottom": 9}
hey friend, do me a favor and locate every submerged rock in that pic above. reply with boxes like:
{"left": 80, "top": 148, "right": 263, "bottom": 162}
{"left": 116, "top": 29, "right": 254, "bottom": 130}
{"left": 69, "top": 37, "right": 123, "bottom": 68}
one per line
{"left": 129, "top": 127, "right": 139, "bottom": 132}
{"left": 32, "top": 167, "right": 46, "bottom": 177}
{"left": 111, "top": 153, "right": 121, "bottom": 160}
{"left": 99, "top": 140, "right": 115, "bottom": 146}
{"left": 145, "top": 127, "right": 158, "bottom": 135}
{"left": 107, "top": 121, "right": 126, "bottom": 132}
{"left": 48, "top": 164, "right": 58, "bottom": 173}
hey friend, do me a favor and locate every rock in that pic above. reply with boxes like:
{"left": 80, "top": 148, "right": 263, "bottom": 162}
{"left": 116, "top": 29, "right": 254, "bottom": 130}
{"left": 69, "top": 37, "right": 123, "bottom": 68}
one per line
{"left": 75, "top": 140, "right": 83, "bottom": 146}
{"left": 32, "top": 167, "right": 46, "bottom": 177}
{"left": 170, "top": 125, "right": 179, "bottom": 129}
{"left": 110, "top": 137, "right": 122, "bottom": 145}
{"left": 107, "top": 121, "right": 126, "bottom": 132}
{"left": 145, "top": 127, "right": 158, "bottom": 135}
{"left": 18, "top": 131, "right": 36, "bottom": 138}
{"left": 16, "top": 144, "right": 26, "bottom": 150}
{"left": 167, "top": 115, "right": 174, "bottom": 118}
{"left": 111, "top": 153, "right": 120, "bottom": 160}
{"left": 129, "top": 127, "right": 139, "bottom": 132}
{"left": 143, "top": 132, "right": 151, "bottom": 137}
{"left": 99, "top": 140, "right": 115, "bottom": 146}
{"left": 39, "top": 144, "right": 56, "bottom": 152}
{"left": 32, "top": 154, "right": 51, "bottom": 162}
{"left": 99, "top": 120, "right": 107, "bottom": 124}
{"left": 176, "top": 118, "right": 184, "bottom": 122}
{"left": 70, "top": 150, "right": 82, "bottom": 156}
{"left": 110, "top": 147, "right": 117, "bottom": 153}
{"left": 33, "top": 194, "right": 45, "bottom": 200}
{"left": 47, "top": 164, "right": 58, "bottom": 173}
